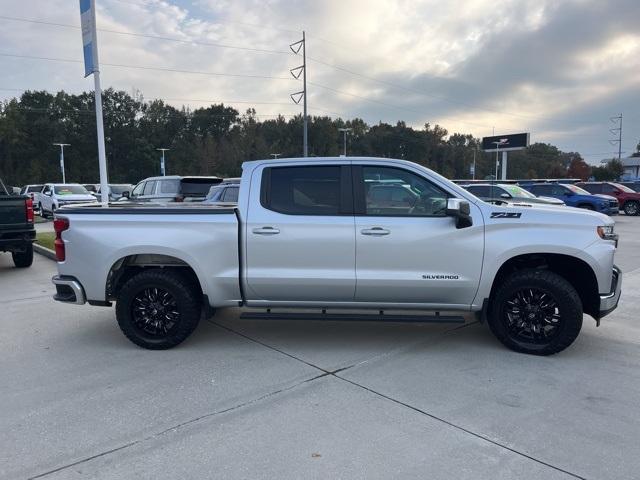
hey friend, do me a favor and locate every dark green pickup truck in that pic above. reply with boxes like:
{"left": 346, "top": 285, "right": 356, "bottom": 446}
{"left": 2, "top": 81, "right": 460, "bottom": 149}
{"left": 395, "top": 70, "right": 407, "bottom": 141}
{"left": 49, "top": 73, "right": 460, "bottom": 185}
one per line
{"left": 0, "top": 176, "right": 35, "bottom": 268}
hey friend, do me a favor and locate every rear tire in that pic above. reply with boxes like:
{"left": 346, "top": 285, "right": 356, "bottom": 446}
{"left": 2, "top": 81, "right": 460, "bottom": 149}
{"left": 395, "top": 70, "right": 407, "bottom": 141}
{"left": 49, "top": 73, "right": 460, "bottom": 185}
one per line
{"left": 115, "top": 269, "right": 202, "bottom": 349}
{"left": 624, "top": 201, "right": 639, "bottom": 216}
{"left": 487, "top": 269, "right": 583, "bottom": 355}
{"left": 12, "top": 244, "right": 33, "bottom": 268}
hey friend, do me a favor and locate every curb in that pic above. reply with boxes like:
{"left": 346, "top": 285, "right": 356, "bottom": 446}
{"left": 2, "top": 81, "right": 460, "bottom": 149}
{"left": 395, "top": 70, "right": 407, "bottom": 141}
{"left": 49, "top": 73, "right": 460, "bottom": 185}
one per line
{"left": 33, "top": 243, "right": 57, "bottom": 261}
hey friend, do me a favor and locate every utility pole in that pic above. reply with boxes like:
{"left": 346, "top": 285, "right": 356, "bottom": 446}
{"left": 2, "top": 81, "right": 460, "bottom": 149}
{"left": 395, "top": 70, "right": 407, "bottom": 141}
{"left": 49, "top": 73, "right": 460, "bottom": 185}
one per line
{"left": 471, "top": 147, "right": 476, "bottom": 180}
{"left": 610, "top": 114, "right": 623, "bottom": 159}
{"left": 156, "top": 148, "right": 169, "bottom": 176}
{"left": 290, "top": 31, "right": 307, "bottom": 157}
{"left": 338, "top": 128, "right": 351, "bottom": 156}
{"left": 53, "top": 143, "right": 70, "bottom": 183}
{"left": 492, "top": 139, "right": 509, "bottom": 180}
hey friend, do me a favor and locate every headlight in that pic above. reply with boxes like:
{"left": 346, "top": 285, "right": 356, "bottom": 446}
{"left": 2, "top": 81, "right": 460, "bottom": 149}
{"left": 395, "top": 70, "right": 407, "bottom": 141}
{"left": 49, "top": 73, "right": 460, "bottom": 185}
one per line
{"left": 597, "top": 225, "right": 617, "bottom": 241}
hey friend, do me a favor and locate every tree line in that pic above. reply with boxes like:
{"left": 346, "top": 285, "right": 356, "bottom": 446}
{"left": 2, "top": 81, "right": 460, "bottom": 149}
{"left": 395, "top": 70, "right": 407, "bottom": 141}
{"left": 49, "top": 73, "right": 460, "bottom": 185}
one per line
{"left": 0, "top": 88, "right": 613, "bottom": 186}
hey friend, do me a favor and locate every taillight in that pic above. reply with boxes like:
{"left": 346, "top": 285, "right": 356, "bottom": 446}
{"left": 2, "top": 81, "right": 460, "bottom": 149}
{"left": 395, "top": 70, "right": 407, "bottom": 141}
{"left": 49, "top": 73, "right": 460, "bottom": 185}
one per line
{"left": 25, "top": 198, "right": 34, "bottom": 223}
{"left": 54, "top": 217, "right": 70, "bottom": 261}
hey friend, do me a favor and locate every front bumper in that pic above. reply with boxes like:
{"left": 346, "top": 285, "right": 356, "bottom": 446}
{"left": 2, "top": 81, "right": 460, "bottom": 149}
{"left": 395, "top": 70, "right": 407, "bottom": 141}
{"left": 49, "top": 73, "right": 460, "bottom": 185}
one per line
{"left": 598, "top": 265, "right": 621, "bottom": 319}
{"left": 52, "top": 275, "right": 86, "bottom": 305}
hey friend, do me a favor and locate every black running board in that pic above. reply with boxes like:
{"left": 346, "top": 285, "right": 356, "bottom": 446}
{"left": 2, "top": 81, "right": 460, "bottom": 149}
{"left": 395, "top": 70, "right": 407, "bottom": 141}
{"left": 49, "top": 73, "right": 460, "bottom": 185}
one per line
{"left": 240, "top": 311, "right": 465, "bottom": 323}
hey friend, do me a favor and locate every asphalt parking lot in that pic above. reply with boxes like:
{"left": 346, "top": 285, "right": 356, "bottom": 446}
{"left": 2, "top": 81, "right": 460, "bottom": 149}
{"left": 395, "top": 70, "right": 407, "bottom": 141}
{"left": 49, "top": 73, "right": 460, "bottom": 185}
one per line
{"left": 2, "top": 216, "right": 640, "bottom": 480}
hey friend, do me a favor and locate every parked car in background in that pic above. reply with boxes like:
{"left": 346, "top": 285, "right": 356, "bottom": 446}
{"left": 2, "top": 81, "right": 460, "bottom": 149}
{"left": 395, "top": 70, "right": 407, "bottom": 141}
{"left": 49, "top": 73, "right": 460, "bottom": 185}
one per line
{"left": 128, "top": 176, "right": 223, "bottom": 203}
{"left": 620, "top": 181, "right": 640, "bottom": 192}
{"left": 20, "top": 185, "right": 44, "bottom": 210}
{"left": 461, "top": 183, "right": 565, "bottom": 206}
{"left": 203, "top": 179, "right": 240, "bottom": 205}
{"left": 91, "top": 184, "right": 134, "bottom": 201}
{"left": 1, "top": 175, "right": 35, "bottom": 267}
{"left": 39, "top": 183, "right": 98, "bottom": 218}
{"left": 577, "top": 182, "right": 640, "bottom": 216}
{"left": 522, "top": 183, "right": 618, "bottom": 215}
{"left": 83, "top": 184, "right": 98, "bottom": 193}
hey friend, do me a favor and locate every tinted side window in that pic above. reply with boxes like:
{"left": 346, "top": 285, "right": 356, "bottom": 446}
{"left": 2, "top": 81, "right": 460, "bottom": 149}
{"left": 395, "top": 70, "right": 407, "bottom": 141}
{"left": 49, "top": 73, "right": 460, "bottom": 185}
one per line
{"left": 581, "top": 184, "right": 600, "bottom": 194}
{"left": 143, "top": 181, "right": 156, "bottom": 196}
{"left": 602, "top": 184, "right": 616, "bottom": 194}
{"left": 467, "top": 186, "right": 490, "bottom": 197}
{"left": 529, "top": 185, "right": 550, "bottom": 195}
{"left": 263, "top": 166, "right": 342, "bottom": 215}
{"left": 159, "top": 179, "right": 180, "bottom": 194}
{"left": 551, "top": 185, "right": 568, "bottom": 196}
{"left": 361, "top": 166, "right": 448, "bottom": 216}
{"left": 223, "top": 186, "right": 239, "bottom": 202}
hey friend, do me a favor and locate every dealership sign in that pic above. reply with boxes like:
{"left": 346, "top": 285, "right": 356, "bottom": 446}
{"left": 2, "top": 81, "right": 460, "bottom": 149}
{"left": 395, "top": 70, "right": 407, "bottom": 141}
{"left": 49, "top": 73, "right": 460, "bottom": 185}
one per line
{"left": 481, "top": 133, "right": 530, "bottom": 152}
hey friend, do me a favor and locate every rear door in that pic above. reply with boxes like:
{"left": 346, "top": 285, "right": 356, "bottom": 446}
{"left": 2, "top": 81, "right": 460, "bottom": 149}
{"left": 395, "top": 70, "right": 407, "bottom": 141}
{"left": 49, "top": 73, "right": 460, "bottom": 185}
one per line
{"left": 353, "top": 163, "right": 483, "bottom": 306}
{"left": 245, "top": 163, "right": 356, "bottom": 302}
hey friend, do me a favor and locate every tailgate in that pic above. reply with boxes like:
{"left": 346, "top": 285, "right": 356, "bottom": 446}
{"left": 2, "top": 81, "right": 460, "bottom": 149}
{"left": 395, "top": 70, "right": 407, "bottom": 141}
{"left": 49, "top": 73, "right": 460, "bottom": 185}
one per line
{"left": 0, "top": 196, "right": 27, "bottom": 228}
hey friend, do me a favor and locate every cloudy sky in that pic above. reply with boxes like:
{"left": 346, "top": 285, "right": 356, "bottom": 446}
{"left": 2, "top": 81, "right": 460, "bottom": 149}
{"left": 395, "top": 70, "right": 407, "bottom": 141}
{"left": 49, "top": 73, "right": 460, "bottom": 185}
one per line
{"left": 1, "top": 0, "right": 638, "bottom": 163}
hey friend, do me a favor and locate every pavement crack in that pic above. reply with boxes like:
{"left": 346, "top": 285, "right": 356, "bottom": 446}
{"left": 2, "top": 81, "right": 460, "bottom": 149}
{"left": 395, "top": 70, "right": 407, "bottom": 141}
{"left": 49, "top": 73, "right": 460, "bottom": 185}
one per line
{"left": 332, "top": 374, "right": 588, "bottom": 480}
{"left": 212, "top": 319, "right": 586, "bottom": 480}
{"left": 28, "top": 371, "right": 327, "bottom": 479}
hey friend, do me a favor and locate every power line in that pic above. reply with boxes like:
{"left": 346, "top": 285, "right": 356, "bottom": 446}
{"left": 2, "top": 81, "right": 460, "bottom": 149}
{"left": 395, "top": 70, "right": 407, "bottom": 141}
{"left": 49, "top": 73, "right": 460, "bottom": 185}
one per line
{"left": 0, "top": 53, "right": 295, "bottom": 81}
{"left": 0, "top": 15, "right": 291, "bottom": 56}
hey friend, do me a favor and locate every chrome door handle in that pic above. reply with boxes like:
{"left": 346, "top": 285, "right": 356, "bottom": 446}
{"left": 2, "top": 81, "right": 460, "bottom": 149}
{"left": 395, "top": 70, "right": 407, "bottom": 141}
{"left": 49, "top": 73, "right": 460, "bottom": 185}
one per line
{"left": 252, "top": 226, "right": 280, "bottom": 235}
{"left": 361, "top": 227, "right": 390, "bottom": 236}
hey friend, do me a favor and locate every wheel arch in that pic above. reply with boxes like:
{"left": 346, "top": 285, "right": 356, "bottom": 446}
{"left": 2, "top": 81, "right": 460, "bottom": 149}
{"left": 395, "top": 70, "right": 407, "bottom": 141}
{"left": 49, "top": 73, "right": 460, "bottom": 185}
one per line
{"left": 489, "top": 253, "right": 600, "bottom": 319}
{"left": 106, "top": 253, "right": 205, "bottom": 302}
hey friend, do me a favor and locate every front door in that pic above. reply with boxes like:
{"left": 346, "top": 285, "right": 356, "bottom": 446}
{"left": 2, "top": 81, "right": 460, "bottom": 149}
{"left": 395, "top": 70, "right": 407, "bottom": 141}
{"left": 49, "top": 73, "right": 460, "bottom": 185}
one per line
{"left": 353, "top": 164, "right": 483, "bottom": 307}
{"left": 245, "top": 163, "right": 356, "bottom": 302}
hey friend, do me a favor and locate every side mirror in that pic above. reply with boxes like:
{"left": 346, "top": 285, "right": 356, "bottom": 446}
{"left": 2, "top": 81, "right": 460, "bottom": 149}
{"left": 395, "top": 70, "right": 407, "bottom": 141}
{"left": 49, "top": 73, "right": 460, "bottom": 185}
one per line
{"left": 122, "top": 191, "right": 130, "bottom": 198}
{"left": 45, "top": 191, "right": 52, "bottom": 196}
{"left": 500, "top": 192, "right": 510, "bottom": 199}
{"left": 446, "top": 198, "right": 473, "bottom": 229}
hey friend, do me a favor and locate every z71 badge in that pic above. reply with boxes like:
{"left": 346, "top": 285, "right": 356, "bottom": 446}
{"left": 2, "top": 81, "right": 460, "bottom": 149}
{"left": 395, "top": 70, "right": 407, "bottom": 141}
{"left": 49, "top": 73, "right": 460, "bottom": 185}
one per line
{"left": 491, "top": 212, "right": 522, "bottom": 218}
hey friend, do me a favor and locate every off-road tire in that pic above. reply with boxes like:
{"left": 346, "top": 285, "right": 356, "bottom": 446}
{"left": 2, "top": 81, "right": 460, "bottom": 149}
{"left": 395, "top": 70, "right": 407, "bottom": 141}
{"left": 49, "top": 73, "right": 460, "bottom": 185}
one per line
{"left": 624, "top": 201, "right": 639, "bottom": 216}
{"left": 487, "top": 269, "right": 583, "bottom": 355}
{"left": 12, "top": 244, "right": 34, "bottom": 268}
{"left": 116, "top": 269, "right": 202, "bottom": 350}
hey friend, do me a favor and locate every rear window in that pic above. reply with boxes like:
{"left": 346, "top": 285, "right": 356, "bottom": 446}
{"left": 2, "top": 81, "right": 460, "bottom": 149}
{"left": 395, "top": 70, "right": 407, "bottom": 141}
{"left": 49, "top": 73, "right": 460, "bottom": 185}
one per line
{"left": 263, "top": 166, "right": 342, "bottom": 215}
{"left": 180, "top": 178, "right": 222, "bottom": 195}
{"left": 54, "top": 185, "right": 89, "bottom": 195}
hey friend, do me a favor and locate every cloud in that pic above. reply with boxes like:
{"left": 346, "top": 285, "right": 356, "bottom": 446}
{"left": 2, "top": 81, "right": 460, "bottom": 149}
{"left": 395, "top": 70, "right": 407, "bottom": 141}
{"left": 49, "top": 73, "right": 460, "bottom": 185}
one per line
{"left": 0, "top": 0, "right": 638, "bottom": 161}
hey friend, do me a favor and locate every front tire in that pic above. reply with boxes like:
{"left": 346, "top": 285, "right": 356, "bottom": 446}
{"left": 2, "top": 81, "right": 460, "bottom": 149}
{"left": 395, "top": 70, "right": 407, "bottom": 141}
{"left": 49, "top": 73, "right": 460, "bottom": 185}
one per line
{"left": 12, "top": 244, "right": 34, "bottom": 268}
{"left": 487, "top": 269, "right": 583, "bottom": 355}
{"left": 624, "top": 201, "right": 639, "bottom": 216}
{"left": 116, "top": 269, "right": 202, "bottom": 349}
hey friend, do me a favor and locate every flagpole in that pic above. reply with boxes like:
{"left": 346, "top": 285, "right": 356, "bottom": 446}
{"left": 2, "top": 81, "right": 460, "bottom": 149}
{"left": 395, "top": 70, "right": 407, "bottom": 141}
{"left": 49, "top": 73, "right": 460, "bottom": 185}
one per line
{"left": 81, "top": 0, "right": 109, "bottom": 205}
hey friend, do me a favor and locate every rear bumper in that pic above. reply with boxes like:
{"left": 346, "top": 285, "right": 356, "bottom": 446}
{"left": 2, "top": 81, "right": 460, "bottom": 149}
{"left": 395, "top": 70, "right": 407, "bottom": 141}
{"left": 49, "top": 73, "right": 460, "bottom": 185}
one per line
{"left": 52, "top": 275, "right": 86, "bottom": 305}
{"left": 0, "top": 228, "right": 35, "bottom": 250}
{"left": 598, "top": 265, "right": 621, "bottom": 319}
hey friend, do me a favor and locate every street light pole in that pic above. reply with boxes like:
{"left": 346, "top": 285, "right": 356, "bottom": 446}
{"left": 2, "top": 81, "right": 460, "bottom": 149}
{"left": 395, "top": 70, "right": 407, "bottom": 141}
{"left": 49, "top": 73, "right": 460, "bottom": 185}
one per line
{"left": 156, "top": 148, "right": 169, "bottom": 176}
{"left": 492, "top": 139, "right": 509, "bottom": 180}
{"left": 53, "top": 143, "right": 70, "bottom": 183}
{"left": 338, "top": 128, "right": 352, "bottom": 156}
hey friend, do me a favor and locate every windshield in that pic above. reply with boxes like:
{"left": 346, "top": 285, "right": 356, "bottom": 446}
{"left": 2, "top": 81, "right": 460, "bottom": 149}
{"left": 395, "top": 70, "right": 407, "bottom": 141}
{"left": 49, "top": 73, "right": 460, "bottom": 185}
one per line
{"left": 612, "top": 182, "right": 635, "bottom": 193}
{"left": 566, "top": 184, "right": 591, "bottom": 195}
{"left": 54, "top": 185, "right": 89, "bottom": 195}
{"left": 500, "top": 184, "right": 536, "bottom": 198}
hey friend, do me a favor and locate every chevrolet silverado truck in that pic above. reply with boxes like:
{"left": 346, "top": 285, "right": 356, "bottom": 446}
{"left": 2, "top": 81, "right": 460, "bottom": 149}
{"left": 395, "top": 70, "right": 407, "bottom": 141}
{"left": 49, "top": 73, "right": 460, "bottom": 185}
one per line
{"left": 51, "top": 157, "right": 622, "bottom": 355}
{"left": 0, "top": 175, "right": 35, "bottom": 268}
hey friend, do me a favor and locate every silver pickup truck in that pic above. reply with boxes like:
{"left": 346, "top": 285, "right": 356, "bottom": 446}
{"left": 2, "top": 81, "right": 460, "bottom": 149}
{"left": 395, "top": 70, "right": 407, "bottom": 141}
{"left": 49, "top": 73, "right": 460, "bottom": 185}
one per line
{"left": 51, "top": 157, "right": 621, "bottom": 355}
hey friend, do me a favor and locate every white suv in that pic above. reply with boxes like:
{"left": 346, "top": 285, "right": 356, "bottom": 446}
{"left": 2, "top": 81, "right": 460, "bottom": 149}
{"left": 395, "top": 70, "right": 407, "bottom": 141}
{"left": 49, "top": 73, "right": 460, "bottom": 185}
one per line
{"left": 39, "top": 184, "right": 97, "bottom": 218}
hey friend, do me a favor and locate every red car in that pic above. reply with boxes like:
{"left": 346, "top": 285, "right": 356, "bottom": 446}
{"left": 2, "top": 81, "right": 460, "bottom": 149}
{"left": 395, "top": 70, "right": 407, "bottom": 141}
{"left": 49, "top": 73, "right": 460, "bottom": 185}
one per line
{"left": 577, "top": 182, "right": 640, "bottom": 216}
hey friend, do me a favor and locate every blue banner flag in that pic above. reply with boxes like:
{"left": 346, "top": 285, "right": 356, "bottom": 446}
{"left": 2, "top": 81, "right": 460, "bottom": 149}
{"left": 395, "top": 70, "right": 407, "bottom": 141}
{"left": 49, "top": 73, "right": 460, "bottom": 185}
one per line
{"left": 80, "top": 0, "right": 98, "bottom": 77}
